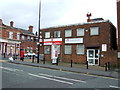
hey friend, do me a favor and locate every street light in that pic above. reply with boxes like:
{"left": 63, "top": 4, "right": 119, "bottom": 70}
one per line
{"left": 37, "top": 0, "right": 41, "bottom": 63}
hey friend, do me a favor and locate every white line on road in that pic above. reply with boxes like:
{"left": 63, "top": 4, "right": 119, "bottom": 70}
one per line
{"left": 0, "top": 66, "right": 23, "bottom": 72}
{"left": 39, "top": 73, "right": 86, "bottom": 83}
{"left": 109, "top": 85, "right": 120, "bottom": 88}
{"left": 28, "top": 73, "right": 73, "bottom": 85}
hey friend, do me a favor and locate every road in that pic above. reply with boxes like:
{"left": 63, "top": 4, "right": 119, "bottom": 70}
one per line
{"left": 1, "top": 61, "right": 120, "bottom": 88}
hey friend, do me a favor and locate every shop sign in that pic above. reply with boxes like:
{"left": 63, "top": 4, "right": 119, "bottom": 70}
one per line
{"left": 44, "top": 38, "right": 62, "bottom": 45}
{"left": 65, "top": 38, "right": 83, "bottom": 44}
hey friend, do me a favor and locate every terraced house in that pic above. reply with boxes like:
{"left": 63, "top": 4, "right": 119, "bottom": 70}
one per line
{"left": 0, "top": 19, "right": 37, "bottom": 57}
{"left": 40, "top": 14, "right": 118, "bottom": 66}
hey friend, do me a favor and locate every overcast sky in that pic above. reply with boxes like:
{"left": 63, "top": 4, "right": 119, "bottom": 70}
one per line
{"left": 0, "top": 0, "right": 118, "bottom": 33}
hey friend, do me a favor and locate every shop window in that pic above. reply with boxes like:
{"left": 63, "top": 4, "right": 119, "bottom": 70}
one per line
{"left": 9, "top": 32, "right": 13, "bottom": 39}
{"left": 65, "top": 45, "right": 72, "bottom": 54}
{"left": 77, "top": 28, "right": 84, "bottom": 36}
{"left": 54, "top": 31, "right": 61, "bottom": 38}
{"left": 65, "top": 29, "right": 72, "bottom": 37}
{"left": 44, "top": 46, "right": 50, "bottom": 54}
{"left": 76, "top": 45, "right": 84, "bottom": 54}
{"left": 90, "top": 27, "right": 99, "bottom": 35}
{"left": 45, "top": 32, "right": 50, "bottom": 38}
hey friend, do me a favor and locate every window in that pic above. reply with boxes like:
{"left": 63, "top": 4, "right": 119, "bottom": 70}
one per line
{"left": 9, "top": 32, "right": 13, "bottom": 39}
{"left": 27, "top": 47, "right": 30, "bottom": 52}
{"left": 90, "top": 27, "right": 99, "bottom": 35}
{"left": 27, "top": 36, "right": 30, "bottom": 41}
{"left": 54, "top": 31, "right": 61, "bottom": 38}
{"left": 65, "top": 29, "right": 72, "bottom": 37}
{"left": 45, "top": 32, "right": 50, "bottom": 38}
{"left": 30, "top": 47, "right": 33, "bottom": 52}
{"left": 77, "top": 28, "right": 84, "bottom": 36}
{"left": 76, "top": 45, "right": 84, "bottom": 54}
{"left": 31, "top": 37, "right": 33, "bottom": 41}
{"left": 21, "top": 35, "right": 25, "bottom": 40}
{"left": 44, "top": 46, "right": 50, "bottom": 54}
{"left": 65, "top": 45, "right": 72, "bottom": 54}
{"left": 17, "top": 33, "right": 20, "bottom": 40}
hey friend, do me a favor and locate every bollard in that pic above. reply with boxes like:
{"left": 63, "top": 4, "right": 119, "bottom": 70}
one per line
{"left": 56, "top": 57, "right": 59, "bottom": 66}
{"left": 32, "top": 55, "right": 35, "bottom": 63}
{"left": 108, "top": 62, "right": 110, "bottom": 70}
{"left": 105, "top": 63, "right": 107, "bottom": 71}
{"left": 71, "top": 60, "right": 72, "bottom": 67}
{"left": 3, "top": 53, "right": 5, "bottom": 58}
{"left": 43, "top": 57, "right": 45, "bottom": 64}
{"left": 86, "top": 61, "right": 88, "bottom": 69}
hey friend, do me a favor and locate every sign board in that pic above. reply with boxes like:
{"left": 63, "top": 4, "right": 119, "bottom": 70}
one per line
{"left": 102, "top": 44, "right": 107, "bottom": 51}
{"left": 118, "top": 52, "right": 120, "bottom": 58}
{"left": 65, "top": 38, "right": 83, "bottom": 44}
{"left": 44, "top": 38, "right": 62, "bottom": 45}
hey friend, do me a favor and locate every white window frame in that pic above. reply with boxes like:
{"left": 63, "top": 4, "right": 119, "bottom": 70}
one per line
{"left": 76, "top": 45, "right": 84, "bottom": 54}
{"left": 9, "top": 32, "right": 13, "bottom": 39}
{"left": 64, "top": 45, "right": 72, "bottom": 54}
{"left": 65, "top": 29, "right": 72, "bottom": 37}
{"left": 77, "top": 28, "right": 84, "bottom": 36}
{"left": 21, "top": 35, "right": 25, "bottom": 40}
{"left": 90, "top": 27, "right": 99, "bottom": 36}
{"left": 45, "top": 32, "right": 50, "bottom": 38}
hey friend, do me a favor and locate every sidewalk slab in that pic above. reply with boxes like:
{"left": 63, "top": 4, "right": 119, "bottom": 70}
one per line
{"left": 11, "top": 60, "right": 119, "bottom": 79}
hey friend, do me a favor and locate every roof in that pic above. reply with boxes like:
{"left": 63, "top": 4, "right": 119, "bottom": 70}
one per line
{"left": 41, "top": 19, "right": 110, "bottom": 30}
{"left": 2, "top": 24, "right": 36, "bottom": 36}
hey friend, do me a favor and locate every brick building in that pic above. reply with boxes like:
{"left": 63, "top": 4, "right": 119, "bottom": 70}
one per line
{"left": 40, "top": 15, "right": 118, "bottom": 66}
{"left": 0, "top": 19, "right": 37, "bottom": 57}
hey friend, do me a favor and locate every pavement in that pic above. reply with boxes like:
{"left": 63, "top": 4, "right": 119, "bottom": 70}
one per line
{"left": 0, "top": 55, "right": 119, "bottom": 79}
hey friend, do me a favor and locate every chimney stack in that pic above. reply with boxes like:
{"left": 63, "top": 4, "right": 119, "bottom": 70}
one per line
{"left": 10, "top": 21, "right": 14, "bottom": 27}
{"left": 28, "top": 26, "right": 33, "bottom": 32}
{"left": 87, "top": 13, "right": 92, "bottom": 22}
{"left": 0, "top": 19, "right": 2, "bottom": 26}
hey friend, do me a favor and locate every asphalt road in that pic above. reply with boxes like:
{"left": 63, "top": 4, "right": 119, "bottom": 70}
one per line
{"left": 1, "top": 62, "right": 120, "bottom": 89}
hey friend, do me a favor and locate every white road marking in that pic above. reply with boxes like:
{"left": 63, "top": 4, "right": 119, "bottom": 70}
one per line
{"left": 39, "top": 73, "right": 86, "bottom": 83}
{"left": 28, "top": 73, "right": 73, "bottom": 85}
{"left": 0, "top": 66, "right": 23, "bottom": 72}
{"left": 109, "top": 85, "right": 120, "bottom": 88}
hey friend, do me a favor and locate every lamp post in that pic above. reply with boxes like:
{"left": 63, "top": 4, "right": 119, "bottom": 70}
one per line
{"left": 37, "top": 0, "right": 41, "bottom": 63}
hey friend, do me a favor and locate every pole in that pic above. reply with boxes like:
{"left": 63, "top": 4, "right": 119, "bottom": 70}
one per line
{"left": 37, "top": 0, "right": 41, "bottom": 63}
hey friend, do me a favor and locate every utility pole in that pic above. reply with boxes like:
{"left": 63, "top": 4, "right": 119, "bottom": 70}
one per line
{"left": 37, "top": 0, "right": 41, "bottom": 63}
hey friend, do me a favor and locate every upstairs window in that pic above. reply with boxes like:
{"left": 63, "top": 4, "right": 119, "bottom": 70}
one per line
{"left": 77, "top": 28, "right": 84, "bottom": 36}
{"left": 65, "top": 29, "right": 72, "bottom": 37}
{"left": 27, "top": 36, "right": 30, "bottom": 41}
{"left": 21, "top": 35, "right": 25, "bottom": 40}
{"left": 54, "top": 31, "right": 61, "bottom": 38}
{"left": 45, "top": 32, "right": 50, "bottom": 38}
{"left": 9, "top": 32, "right": 13, "bottom": 39}
{"left": 17, "top": 33, "right": 20, "bottom": 40}
{"left": 90, "top": 27, "right": 99, "bottom": 36}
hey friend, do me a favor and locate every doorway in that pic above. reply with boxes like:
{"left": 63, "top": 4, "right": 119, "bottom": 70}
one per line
{"left": 87, "top": 49, "right": 99, "bottom": 65}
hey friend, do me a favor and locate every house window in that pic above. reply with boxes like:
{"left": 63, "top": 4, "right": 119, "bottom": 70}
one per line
{"left": 27, "top": 36, "right": 30, "bottom": 41}
{"left": 17, "top": 33, "right": 20, "bottom": 40}
{"left": 44, "top": 46, "right": 50, "bottom": 54}
{"left": 77, "top": 28, "right": 84, "bottom": 36}
{"left": 90, "top": 27, "right": 99, "bottom": 35}
{"left": 9, "top": 32, "right": 13, "bottom": 39}
{"left": 54, "top": 31, "right": 61, "bottom": 38}
{"left": 65, "top": 29, "right": 72, "bottom": 37}
{"left": 76, "top": 45, "right": 84, "bottom": 54}
{"left": 31, "top": 37, "right": 33, "bottom": 41}
{"left": 21, "top": 35, "right": 25, "bottom": 40}
{"left": 45, "top": 32, "right": 50, "bottom": 38}
{"left": 65, "top": 45, "right": 72, "bottom": 54}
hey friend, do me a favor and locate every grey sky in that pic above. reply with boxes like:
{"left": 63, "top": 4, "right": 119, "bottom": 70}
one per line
{"left": 0, "top": 0, "right": 117, "bottom": 33}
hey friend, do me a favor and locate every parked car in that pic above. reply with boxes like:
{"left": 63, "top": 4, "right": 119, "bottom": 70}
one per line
{"left": 24, "top": 52, "right": 36, "bottom": 57}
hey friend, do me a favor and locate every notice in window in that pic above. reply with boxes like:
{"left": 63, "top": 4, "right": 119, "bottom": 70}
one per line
{"left": 102, "top": 44, "right": 107, "bottom": 51}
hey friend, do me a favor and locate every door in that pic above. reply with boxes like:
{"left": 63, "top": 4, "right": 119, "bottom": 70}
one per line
{"left": 87, "top": 49, "right": 99, "bottom": 65}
